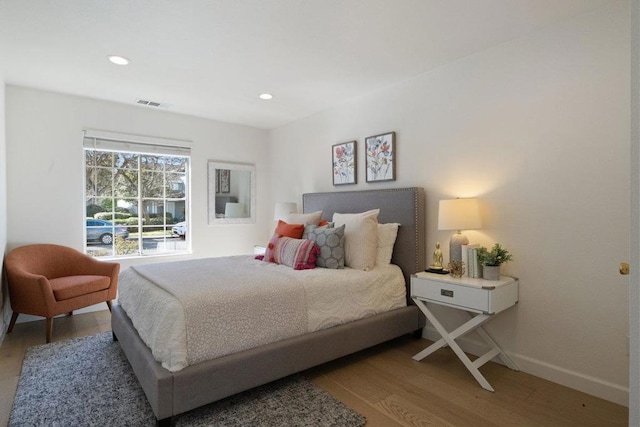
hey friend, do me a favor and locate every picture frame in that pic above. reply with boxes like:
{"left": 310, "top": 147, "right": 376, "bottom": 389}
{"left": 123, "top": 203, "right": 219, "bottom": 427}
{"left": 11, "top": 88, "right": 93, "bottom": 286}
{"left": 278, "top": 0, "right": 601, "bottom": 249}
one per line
{"left": 219, "top": 169, "right": 230, "bottom": 193}
{"left": 332, "top": 141, "right": 357, "bottom": 185}
{"left": 365, "top": 131, "right": 396, "bottom": 182}
{"left": 215, "top": 169, "right": 220, "bottom": 193}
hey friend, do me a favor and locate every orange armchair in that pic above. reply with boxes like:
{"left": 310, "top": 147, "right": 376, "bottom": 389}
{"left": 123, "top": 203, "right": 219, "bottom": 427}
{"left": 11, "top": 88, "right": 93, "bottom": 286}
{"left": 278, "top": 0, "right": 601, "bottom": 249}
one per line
{"left": 5, "top": 244, "right": 119, "bottom": 343}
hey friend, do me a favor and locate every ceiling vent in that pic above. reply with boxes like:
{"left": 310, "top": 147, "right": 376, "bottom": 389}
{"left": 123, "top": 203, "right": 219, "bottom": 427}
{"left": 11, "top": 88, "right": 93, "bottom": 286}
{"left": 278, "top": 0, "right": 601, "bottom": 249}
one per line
{"left": 135, "top": 99, "right": 169, "bottom": 109}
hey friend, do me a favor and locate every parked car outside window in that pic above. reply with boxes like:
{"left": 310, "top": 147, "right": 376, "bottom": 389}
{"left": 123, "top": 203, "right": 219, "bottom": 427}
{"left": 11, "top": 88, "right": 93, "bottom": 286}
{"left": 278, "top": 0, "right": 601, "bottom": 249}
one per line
{"left": 86, "top": 219, "right": 129, "bottom": 245}
{"left": 172, "top": 221, "right": 186, "bottom": 239}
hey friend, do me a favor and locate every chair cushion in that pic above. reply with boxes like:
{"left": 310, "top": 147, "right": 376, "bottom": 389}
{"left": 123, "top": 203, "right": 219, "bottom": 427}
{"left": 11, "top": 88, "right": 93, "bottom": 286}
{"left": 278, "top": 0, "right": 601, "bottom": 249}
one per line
{"left": 49, "top": 275, "right": 111, "bottom": 301}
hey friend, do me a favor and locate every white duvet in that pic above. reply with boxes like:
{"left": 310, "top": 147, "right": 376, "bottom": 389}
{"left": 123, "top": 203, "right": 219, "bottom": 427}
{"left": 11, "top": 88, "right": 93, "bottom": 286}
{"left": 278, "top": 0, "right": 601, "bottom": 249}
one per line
{"left": 118, "top": 255, "right": 406, "bottom": 372}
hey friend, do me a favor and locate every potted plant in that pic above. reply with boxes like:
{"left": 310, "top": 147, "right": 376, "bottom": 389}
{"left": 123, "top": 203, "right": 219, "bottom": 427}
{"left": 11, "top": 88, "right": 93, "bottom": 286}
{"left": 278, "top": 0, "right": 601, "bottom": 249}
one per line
{"left": 476, "top": 243, "right": 513, "bottom": 280}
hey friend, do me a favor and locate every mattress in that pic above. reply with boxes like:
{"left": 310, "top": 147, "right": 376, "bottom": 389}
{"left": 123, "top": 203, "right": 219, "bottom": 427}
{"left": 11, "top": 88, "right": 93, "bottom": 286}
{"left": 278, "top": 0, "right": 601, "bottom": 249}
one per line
{"left": 117, "top": 255, "right": 406, "bottom": 372}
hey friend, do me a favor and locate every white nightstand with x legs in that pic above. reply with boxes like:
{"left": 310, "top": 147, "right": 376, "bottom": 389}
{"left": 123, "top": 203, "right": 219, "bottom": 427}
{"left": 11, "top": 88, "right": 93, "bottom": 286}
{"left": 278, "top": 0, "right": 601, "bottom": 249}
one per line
{"left": 411, "top": 272, "right": 519, "bottom": 392}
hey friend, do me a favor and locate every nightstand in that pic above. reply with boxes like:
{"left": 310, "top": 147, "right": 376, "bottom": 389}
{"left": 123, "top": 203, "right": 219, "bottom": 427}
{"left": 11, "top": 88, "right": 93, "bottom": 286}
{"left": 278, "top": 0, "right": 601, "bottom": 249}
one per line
{"left": 411, "top": 272, "right": 519, "bottom": 391}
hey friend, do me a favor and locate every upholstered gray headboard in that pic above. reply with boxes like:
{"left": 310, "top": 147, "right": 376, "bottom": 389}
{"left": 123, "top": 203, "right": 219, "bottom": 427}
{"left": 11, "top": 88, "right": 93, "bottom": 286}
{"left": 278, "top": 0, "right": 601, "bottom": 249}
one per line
{"left": 302, "top": 187, "right": 426, "bottom": 290}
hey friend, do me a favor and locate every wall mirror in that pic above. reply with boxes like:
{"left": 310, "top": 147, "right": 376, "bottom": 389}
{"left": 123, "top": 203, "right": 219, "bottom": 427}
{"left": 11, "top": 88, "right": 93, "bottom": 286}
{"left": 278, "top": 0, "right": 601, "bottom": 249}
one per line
{"left": 207, "top": 161, "right": 256, "bottom": 224}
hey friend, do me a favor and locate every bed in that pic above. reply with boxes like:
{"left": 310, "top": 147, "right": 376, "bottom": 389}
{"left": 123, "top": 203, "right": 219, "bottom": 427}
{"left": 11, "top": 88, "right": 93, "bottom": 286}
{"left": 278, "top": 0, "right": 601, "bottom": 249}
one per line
{"left": 111, "top": 187, "right": 426, "bottom": 425}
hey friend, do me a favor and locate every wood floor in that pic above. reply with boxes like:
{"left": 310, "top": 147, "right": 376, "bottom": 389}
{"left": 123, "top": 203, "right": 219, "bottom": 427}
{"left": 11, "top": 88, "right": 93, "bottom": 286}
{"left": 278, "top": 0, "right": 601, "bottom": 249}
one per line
{"left": 0, "top": 310, "right": 628, "bottom": 426}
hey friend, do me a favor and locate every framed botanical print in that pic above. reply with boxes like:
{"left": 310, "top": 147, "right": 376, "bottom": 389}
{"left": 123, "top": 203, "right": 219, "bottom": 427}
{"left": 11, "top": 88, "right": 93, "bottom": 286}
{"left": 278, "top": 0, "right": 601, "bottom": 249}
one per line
{"left": 332, "top": 141, "right": 357, "bottom": 185}
{"left": 365, "top": 131, "right": 395, "bottom": 182}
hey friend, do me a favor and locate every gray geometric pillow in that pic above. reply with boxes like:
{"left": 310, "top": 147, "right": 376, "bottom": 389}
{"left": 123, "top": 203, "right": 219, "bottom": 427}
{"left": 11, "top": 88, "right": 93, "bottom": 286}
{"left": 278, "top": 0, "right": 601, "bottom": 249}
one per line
{"left": 305, "top": 224, "right": 345, "bottom": 269}
{"left": 302, "top": 222, "right": 333, "bottom": 239}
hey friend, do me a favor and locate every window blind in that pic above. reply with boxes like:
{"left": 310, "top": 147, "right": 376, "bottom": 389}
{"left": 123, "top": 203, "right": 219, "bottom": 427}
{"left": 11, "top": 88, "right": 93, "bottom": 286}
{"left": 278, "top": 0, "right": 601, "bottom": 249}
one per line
{"left": 83, "top": 129, "right": 191, "bottom": 157}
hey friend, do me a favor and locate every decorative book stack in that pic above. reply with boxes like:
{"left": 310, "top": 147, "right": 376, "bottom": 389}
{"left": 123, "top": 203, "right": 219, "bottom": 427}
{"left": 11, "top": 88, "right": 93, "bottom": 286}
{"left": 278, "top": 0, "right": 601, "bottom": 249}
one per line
{"left": 461, "top": 244, "right": 482, "bottom": 278}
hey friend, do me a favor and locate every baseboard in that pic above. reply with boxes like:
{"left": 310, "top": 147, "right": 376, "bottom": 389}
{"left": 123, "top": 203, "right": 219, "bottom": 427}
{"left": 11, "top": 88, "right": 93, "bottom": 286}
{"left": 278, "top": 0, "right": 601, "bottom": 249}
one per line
{"left": 421, "top": 326, "right": 629, "bottom": 407}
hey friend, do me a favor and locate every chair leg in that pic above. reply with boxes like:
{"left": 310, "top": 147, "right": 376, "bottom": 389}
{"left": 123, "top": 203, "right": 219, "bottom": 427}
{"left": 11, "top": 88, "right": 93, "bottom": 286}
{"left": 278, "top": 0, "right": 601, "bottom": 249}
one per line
{"left": 7, "top": 312, "right": 19, "bottom": 333}
{"left": 106, "top": 300, "right": 112, "bottom": 312}
{"left": 46, "top": 318, "right": 53, "bottom": 343}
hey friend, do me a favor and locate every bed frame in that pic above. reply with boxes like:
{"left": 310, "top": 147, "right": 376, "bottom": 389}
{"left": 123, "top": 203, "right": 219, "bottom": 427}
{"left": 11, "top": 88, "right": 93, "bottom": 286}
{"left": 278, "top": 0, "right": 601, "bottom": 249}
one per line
{"left": 111, "top": 187, "right": 426, "bottom": 426}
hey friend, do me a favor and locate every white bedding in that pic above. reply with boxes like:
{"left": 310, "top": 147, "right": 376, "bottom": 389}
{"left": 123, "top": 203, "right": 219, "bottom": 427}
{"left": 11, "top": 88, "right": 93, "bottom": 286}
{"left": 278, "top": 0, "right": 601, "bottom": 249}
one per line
{"left": 118, "top": 255, "right": 406, "bottom": 372}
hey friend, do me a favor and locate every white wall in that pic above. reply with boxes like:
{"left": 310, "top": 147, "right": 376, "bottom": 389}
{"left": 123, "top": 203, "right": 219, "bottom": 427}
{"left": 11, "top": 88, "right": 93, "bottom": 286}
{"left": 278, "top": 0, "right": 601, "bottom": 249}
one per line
{"left": 0, "top": 80, "right": 8, "bottom": 340}
{"left": 5, "top": 86, "right": 269, "bottom": 270}
{"left": 268, "top": 2, "right": 630, "bottom": 405}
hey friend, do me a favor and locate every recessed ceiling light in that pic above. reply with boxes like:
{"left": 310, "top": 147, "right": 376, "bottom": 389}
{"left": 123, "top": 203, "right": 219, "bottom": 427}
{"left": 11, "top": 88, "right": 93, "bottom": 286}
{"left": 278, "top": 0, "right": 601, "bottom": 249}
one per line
{"left": 108, "top": 55, "right": 130, "bottom": 65}
{"left": 259, "top": 93, "right": 273, "bottom": 100}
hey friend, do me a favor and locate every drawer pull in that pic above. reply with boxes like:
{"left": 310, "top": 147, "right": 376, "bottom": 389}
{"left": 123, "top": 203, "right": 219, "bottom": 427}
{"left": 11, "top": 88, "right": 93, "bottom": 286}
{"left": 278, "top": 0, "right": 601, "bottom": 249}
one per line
{"left": 441, "top": 289, "right": 454, "bottom": 298}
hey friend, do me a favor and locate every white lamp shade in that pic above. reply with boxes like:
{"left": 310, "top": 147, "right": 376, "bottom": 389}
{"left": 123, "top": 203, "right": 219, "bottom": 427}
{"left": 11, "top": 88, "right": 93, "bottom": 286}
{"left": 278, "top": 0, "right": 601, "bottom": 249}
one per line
{"left": 273, "top": 202, "right": 297, "bottom": 221}
{"left": 438, "top": 198, "right": 482, "bottom": 231}
{"left": 225, "top": 202, "right": 246, "bottom": 218}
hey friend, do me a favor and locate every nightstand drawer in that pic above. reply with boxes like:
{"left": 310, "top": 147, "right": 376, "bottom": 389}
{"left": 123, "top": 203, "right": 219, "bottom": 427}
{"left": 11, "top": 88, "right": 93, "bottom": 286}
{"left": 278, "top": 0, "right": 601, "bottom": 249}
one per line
{"left": 412, "top": 279, "right": 489, "bottom": 312}
{"left": 411, "top": 272, "right": 518, "bottom": 314}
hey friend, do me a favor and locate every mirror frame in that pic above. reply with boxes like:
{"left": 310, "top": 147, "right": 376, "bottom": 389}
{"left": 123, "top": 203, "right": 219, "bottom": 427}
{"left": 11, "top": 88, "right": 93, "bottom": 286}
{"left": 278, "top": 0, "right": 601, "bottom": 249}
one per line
{"left": 207, "top": 161, "right": 256, "bottom": 225}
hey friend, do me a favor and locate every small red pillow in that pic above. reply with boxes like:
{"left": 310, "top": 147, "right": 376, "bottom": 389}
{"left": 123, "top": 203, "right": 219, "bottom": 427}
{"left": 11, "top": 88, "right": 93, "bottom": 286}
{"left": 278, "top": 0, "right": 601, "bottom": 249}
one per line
{"left": 275, "top": 220, "right": 304, "bottom": 239}
{"left": 318, "top": 219, "right": 329, "bottom": 227}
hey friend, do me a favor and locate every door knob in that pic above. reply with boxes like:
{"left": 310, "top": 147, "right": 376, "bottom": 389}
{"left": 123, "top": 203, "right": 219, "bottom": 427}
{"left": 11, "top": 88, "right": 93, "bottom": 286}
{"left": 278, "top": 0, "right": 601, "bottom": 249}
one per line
{"left": 620, "top": 263, "right": 630, "bottom": 275}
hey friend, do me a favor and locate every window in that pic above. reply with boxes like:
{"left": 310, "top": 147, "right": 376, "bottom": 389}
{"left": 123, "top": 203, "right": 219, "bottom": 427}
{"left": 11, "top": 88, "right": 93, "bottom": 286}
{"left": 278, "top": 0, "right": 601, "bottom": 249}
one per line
{"left": 83, "top": 131, "right": 190, "bottom": 258}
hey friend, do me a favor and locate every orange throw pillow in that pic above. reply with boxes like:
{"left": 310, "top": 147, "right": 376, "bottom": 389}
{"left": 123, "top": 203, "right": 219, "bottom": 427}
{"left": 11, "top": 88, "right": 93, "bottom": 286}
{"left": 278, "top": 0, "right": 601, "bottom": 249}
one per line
{"left": 275, "top": 220, "right": 304, "bottom": 239}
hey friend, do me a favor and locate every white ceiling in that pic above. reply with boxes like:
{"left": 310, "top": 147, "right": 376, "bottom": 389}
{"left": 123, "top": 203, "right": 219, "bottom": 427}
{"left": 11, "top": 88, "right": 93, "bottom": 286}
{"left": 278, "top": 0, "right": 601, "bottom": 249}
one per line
{"left": 0, "top": 0, "right": 612, "bottom": 129}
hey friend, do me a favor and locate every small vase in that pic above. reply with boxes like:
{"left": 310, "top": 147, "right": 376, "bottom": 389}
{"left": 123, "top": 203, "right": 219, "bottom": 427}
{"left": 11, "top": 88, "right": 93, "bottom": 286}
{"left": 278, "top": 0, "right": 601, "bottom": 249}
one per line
{"left": 483, "top": 265, "right": 500, "bottom": 281}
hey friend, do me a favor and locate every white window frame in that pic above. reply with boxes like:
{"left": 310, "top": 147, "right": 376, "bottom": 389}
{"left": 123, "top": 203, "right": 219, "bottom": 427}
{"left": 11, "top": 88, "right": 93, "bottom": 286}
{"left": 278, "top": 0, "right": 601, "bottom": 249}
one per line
{"left": 83, "top": 130, "right": 192, "bottom": 259}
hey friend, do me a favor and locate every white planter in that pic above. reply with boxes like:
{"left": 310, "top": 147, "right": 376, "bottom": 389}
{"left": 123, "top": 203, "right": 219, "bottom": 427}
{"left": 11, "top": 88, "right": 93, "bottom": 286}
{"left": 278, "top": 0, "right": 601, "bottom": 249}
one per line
{"left": 483, "top": 265, "right": 500, "bottom": 281}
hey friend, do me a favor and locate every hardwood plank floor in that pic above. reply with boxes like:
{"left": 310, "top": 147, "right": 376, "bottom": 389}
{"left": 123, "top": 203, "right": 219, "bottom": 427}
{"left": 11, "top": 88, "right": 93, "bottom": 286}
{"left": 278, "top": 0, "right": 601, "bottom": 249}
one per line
{"left": 0, "top": 310, "right": 628, "bottom": 426}
{"left": 305, "top": 337, "right": 629, "bottom": 426}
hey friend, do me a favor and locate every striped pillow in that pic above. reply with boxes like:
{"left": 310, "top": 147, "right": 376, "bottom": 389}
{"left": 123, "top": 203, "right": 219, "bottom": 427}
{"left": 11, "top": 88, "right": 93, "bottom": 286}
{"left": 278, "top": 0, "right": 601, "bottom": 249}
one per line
{"left": 260, "top": 221, "right": 307, "bottom": 263}
{"left": 261, "top": 233, "right": 282, "bottom": 263}
{"left": 273, "top": 237, "right": 319, "bottom": 270}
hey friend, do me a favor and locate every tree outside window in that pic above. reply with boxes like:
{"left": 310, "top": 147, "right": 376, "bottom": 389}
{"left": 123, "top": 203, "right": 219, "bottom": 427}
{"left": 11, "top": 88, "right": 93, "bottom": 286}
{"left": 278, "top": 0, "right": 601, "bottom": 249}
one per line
{"left": 84, "top": 148, "right": 189, "bottom": 258}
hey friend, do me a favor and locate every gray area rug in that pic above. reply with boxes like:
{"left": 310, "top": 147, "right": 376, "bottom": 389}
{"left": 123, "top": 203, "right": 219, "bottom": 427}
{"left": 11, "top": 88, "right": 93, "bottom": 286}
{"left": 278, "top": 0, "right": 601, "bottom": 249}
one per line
{"left": 10, "top": 332, "right": 366, "bottom": 427}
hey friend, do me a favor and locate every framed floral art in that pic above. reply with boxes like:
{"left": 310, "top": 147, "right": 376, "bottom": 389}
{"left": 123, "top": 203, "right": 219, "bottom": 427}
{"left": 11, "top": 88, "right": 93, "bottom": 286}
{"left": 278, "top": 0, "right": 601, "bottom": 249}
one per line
{"left": 332, "top": 141, "right": 357, "bottom": 185}
{"left": 365, "top": 131, "right": 395, "bottom": 182}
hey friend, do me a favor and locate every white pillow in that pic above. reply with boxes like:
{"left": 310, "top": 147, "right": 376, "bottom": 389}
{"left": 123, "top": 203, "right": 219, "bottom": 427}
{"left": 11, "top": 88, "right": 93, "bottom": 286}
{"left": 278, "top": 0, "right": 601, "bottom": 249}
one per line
{"left": 286, "top": 210, "right": 322, "bottom": 225}
{"left": 376, "top": 223, "right": 400, "bottom": 266}
{"left": 332, "top": 209, "right": 379, "bottom": 270}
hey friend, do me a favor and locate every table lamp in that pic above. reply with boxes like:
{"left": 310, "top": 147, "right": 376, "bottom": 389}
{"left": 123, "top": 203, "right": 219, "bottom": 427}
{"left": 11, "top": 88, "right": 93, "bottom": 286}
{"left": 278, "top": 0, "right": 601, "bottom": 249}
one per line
{"left": 438, "top": 198, "right": 482, "bottom": 262}
{"left": 273, "top": 202, "right": 297, "bottom": 221}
